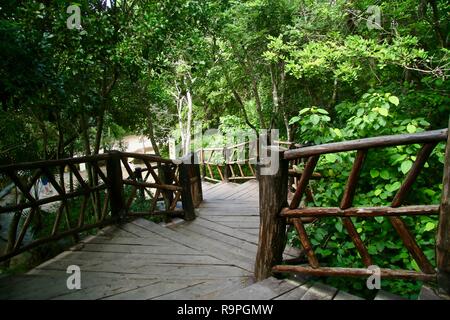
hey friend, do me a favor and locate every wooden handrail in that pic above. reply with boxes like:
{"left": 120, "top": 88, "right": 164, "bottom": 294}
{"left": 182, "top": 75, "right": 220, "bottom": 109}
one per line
{"left": 0, "top": 150, "right": 201, "bottom": 263}
{"left": 284, "top": 129, "right": 448, "bottom": 160}
{"left": 256, "top": 127, "right": 450, "bottom": 296}
{"left": 120, "top": 152, "right": 175, "bottom": 164}
{"left": 0, "top": 153, "right": 110, "bottom": 171}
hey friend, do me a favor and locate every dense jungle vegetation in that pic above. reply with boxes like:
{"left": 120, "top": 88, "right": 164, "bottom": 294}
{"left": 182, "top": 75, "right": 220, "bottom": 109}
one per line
{"left": 0, "top": 0, "right": 448, "bottom": 298}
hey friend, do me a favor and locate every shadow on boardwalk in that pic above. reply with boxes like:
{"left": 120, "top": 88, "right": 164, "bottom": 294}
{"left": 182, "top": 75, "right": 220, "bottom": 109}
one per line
{"left": 0, "top": 181, "right": 360, "bottom": 300}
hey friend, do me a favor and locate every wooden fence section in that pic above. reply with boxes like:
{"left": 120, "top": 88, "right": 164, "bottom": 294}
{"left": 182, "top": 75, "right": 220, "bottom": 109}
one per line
{"left": 255, "top": 127, "right": 450, "bottom": 295}
{"left": 0, "top": 152, "right": 202, "bottom": 263}
{"left": 199, "top": 141, "right": 257, "bottom": 182}
{"left": 198, "top": 140, "right": 302, "bottom": 183}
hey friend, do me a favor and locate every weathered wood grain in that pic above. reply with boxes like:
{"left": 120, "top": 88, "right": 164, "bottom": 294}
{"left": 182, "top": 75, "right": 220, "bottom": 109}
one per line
{"left": 254, "top": 152, "right": 289, "bottom": 281}
{"left": 284, "top": 129, "right": 448, "bottom": 159}
{"left": 220, "top": 277, "right": 299, "bottom": 300}
{"left": 437, "top": 120, "right": 450, "bottom": 294}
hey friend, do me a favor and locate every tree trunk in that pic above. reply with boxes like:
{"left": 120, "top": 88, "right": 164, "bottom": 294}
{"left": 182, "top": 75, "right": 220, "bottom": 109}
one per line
{"left": 176, "top": 95, "right": 186, "bottom": 156}
{"left": 283, "top": 113, "right": 292, "bottom": 142}
{"left": 185, "top": 87, "right": 193, "bottom": 156}
{"left": 270, "top": 65, "right": 279, "bottom": 130}
{"left": 251, "top": 76, "right": 265, "bottom": 129}
{"left": 147, "top": 110, "right": 160, "bottom": 156}
{"left": 94, "top": 69, "right": 118, "bottom": 155}
{"left": 331, "top": 78, "right": 338, "bottom": 108}
{"left": 270, "top": 62, "right": 290, "bottom": 140}
{"left": 93, "top": 108, "right": 105, "bottom": 155}
{"left": 55, "top": 111, "right": 64, "bottom": 160}
{"left": 428, "top": 0, "right": 445, "bottom": 47}
{"left": 80, "top": 111, "right": 99, "bottom": 219}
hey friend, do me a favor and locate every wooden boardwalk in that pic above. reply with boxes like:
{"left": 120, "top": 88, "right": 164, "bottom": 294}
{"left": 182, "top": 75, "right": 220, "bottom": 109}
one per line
{"left": 0, "top": 180, "right": 363, "bottom": 300}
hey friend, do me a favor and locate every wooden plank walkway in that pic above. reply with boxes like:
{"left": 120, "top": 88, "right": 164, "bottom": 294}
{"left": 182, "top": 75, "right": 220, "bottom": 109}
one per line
{"left": 0, "top": 180, "right": 361, "bottom": 300}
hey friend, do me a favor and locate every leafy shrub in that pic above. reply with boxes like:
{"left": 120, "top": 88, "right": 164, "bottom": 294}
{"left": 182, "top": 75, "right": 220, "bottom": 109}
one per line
{"left": 288, "top": 92, "right": 444, "bottom": 299}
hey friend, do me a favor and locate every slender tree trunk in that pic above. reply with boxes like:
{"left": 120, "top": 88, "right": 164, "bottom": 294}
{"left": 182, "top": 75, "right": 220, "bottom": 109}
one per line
{"left": 278, "top": 63, "right": 290, "bottom": 142}
{"left": 185, "top": 88, "right": 193, "bottom": 155}
{"left": 428, "top": 0, "right": 445, "bottom": 47}
{"left": 251, "top": 76, "right": 265, "bottom": 129}
{"left": 176, "top": 96, "right": 186, "bottom": 156}
{"left": 240, "top": 53, "right": 265, "bottom": 129}
{"left": 94, "top": 69, "right": 118, "bottom": 155}
{"left": 147, "top": 111, "right": 160, "bottom": 156}
{"left": 40, "top": 122, "right": 49, "bottom": 160}
{"left": 270, "top": 63, "right": 290, "bottom": 141}
{"left": 80, "top": 111, "right": 99, "bottom": 218}
{"left": 93, "top": 110, "right": 105, "bottom": 155}
{"left": 331, "top": 78, "right": 338, "bottom": 108}
{"left": 80, "top": 112, "right": 91, "bottom": 156}
{"left": 55, "top": 111, "right": 64, "bottom": 160}
{"left": 283, "top": 113, "right": 292, "bottom": 142}
{"left": 31, "top": 109, "right": 49, "bottom": 159}
{"left": 270, "top": 65, "right": 279, "bottom": 130}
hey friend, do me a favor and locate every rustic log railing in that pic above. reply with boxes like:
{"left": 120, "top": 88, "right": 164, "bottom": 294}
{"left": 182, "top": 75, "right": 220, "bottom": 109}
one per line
{"left": 0, "top": 151, "right": 202, "bottom": 263}
{"left": 255, "top": 127, "right": 450, "bottom": 295}
{"left": 199, "top": 141, "right": 258, "bottom": 182}
{"left": 198, "top": 140, "right": 303, "bottom": 183}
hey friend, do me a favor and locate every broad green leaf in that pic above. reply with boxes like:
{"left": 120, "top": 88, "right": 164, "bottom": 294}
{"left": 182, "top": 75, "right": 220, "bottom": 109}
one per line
{"left": 378, "top": 107, "right": 389, "bottom": 116}
{"left": 289, "top": 116, "right": 300, "bottom": 125}
{"left": 375, "top": 216, "right": 384, "bottom": 223}
{"left": 374, "top": 189, "right": 382, "bottom": 196}
{"left": 380, "top": 169, "right": 390, "bottom": 180}
{"left": 317, "top": 108, "right": 328, "bottom": 115}
{"left": 401, "top": 160, "right": 413, "bottom": 174}
{"left": 333, "top": 128, "right": 342, "bottom": 137}
{"left": 419, "top": 119, "right": 430, "bottom": 127}
{"left": 357, "top": 108, "right": 364, "bottom": 117}
{"left": 406, "top": 124, "right": 416, "bottom": 133}
{"left": 368, "top": 245, "right": 377, "bottom": 255}
{"left": 370, "top": 169, "right": 379, "bottom": 178}
{"left": 299, "top": 108, "right": 309, "bottom": 115}
{"left": 310, "top": 114, "right": 320, "bottom": 125}
{"left": 411, "top": 260, "right": 420, "bottom": 272}
{"left": 335, "top": 221, "right": 343, "bottom": 233}
{"left": 376, "top": 242, "right": 385, "bottom": 252}
{"left": 391, "top": 181, "right": 401, "bottom": 191}
{"left": 424, "top": 222, "right": 435, "bottom": 232}
{"left": 319, "top": 249, "right": 332, "bottom": 257}
{"left": 388, "top": 96, "right": 399, "bottom": 106}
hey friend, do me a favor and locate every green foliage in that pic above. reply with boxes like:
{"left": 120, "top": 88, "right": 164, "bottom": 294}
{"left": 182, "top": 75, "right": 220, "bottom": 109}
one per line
{"left": 0, "top": 0, "right": 448, "bottom": 298}
{"left": 288, "top": 92, "right": 444, "bottom": 298}
{"left": 289, "top": 107, "right": 334, "bottom": 144}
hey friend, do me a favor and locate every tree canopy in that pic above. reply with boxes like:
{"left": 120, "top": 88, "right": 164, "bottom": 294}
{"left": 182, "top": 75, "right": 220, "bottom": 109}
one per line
{"left": 0, "top": 0, "right": 448, "bottom": 298}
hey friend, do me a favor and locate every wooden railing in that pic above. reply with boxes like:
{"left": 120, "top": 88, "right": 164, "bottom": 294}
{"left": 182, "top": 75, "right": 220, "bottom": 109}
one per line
{"left": 255, "top": 127, "right": 450, "bottom": 295}
{"left": 199, "top": 141, "right": 258, "bottom": 182}
{"left": 198, "top": 140, "right": 301, "bottom": 183}
{"left": 0, "top": 151, "right": 202, "bottom": 263}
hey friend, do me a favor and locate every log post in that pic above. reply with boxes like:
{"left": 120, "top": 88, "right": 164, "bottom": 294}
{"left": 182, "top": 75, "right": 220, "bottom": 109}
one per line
{"left": 437, "top": 119, "right": 450, "bottom": 295}
{"left": 255, "top": 147, "right": 289, "bottom": 281}
{"left": 193, "top": 152, "right": 203, "bottom": 205}
{"left": 106, "top": 151, "right": 125, "bottom": 220}
{"left": 134, "top": 167, "right": 144, "bottom": 199}
{"left": 223, "top": 147, "right": 230, "bottom": 182}
{"left": 179, "top": 154, "right": 196, "bottom": 221}
{"left": 159, "top": 163, "right": 174, "bottom": 223}
{"left": 200, "top": 148, "right": 206, "bottom": 180}
{"left": 161, "top": 164, "right": 174, "bottom": 207}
